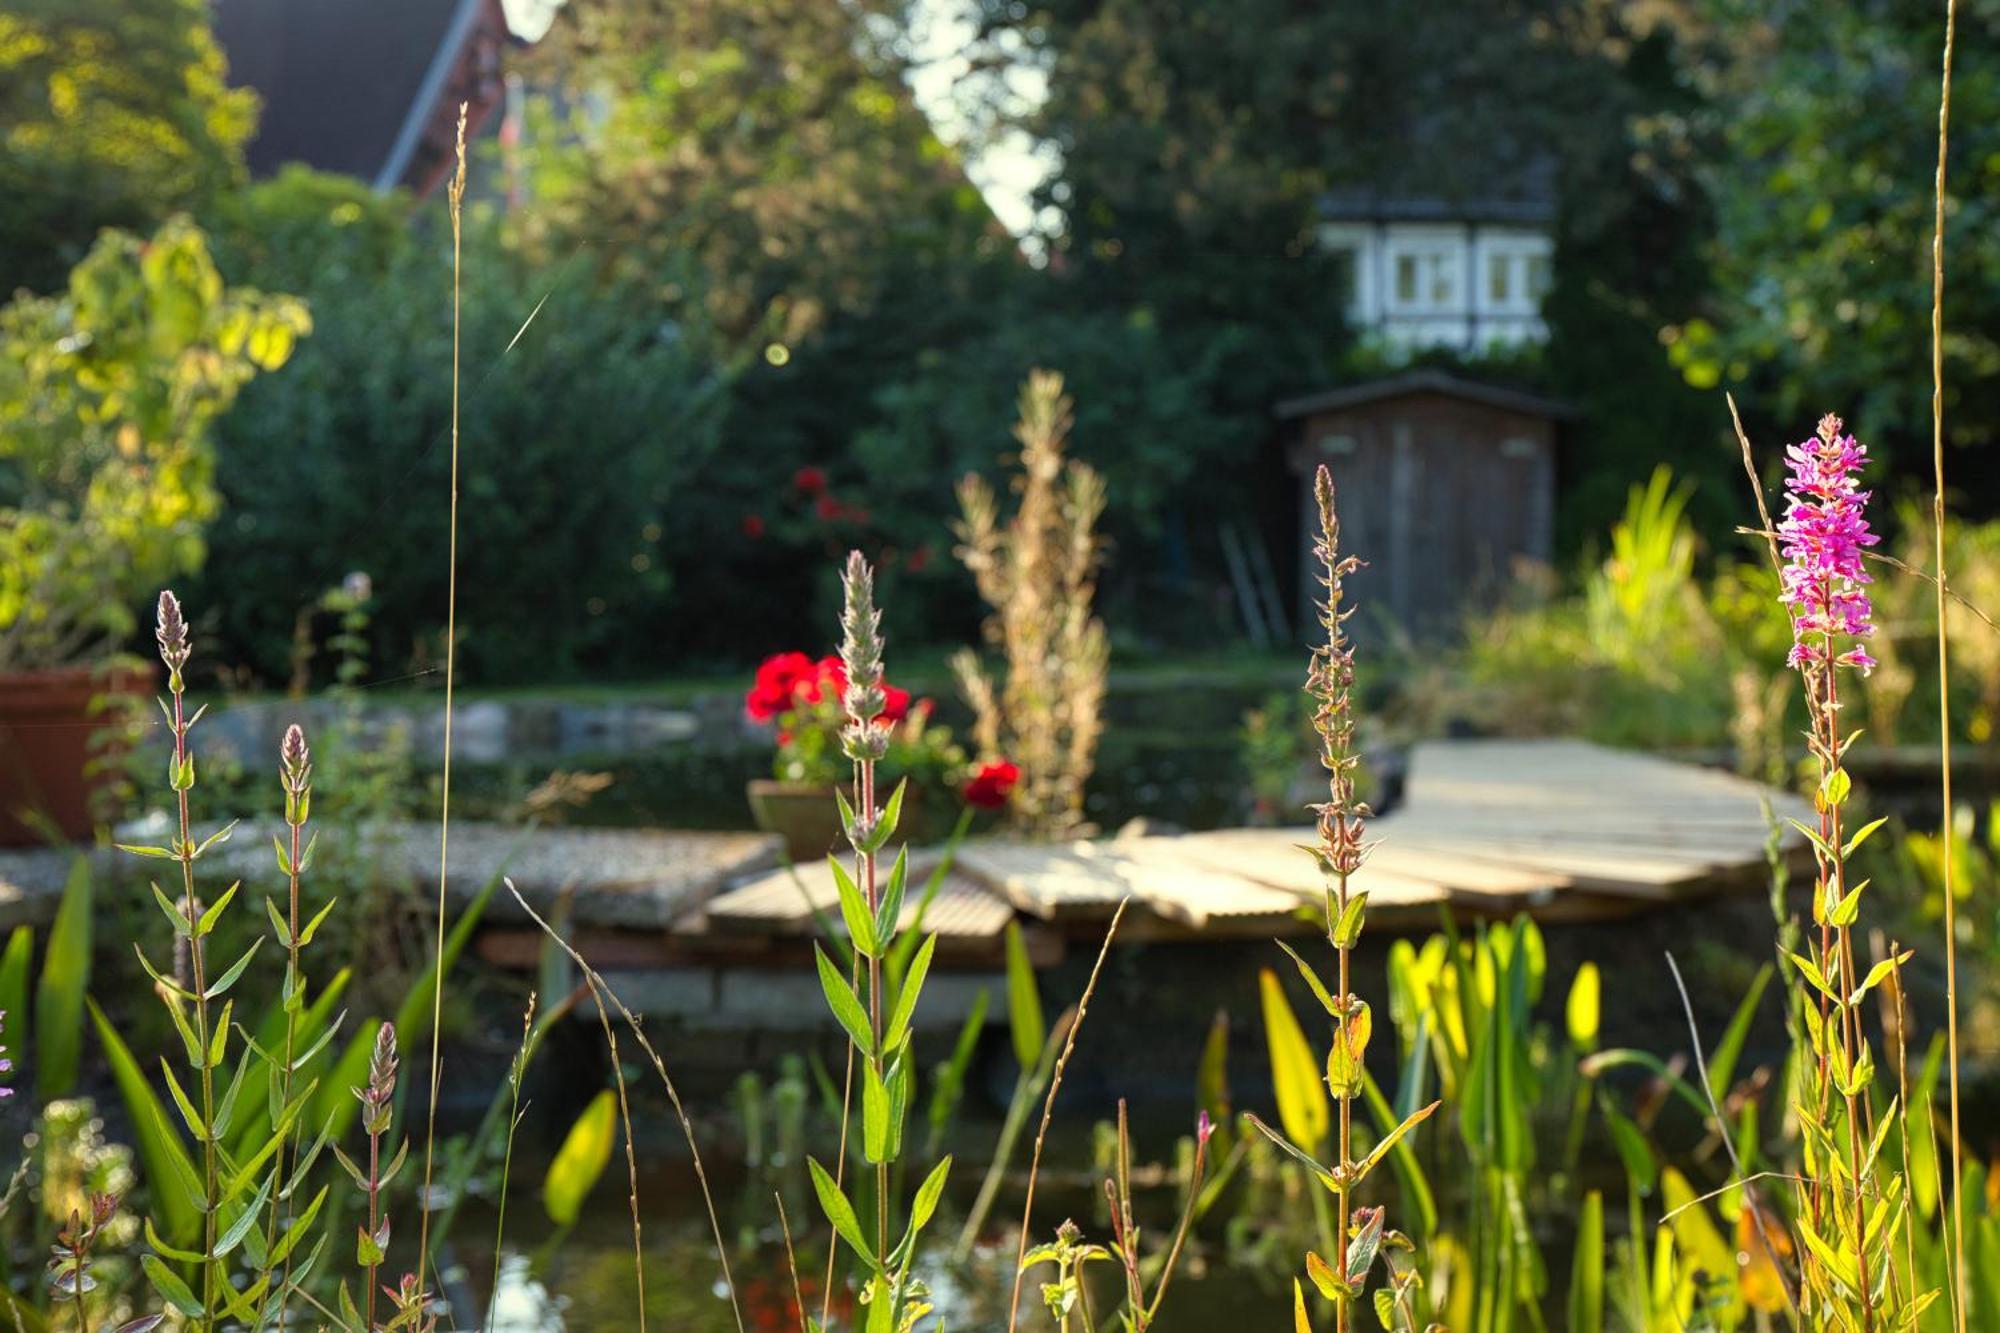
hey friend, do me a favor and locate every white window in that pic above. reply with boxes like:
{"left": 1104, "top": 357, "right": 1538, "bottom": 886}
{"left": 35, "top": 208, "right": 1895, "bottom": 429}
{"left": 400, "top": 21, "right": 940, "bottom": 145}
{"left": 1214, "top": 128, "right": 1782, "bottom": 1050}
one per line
{"left": 1391, "top": 246, "right": 1458, "bottom": 312}
{"left": 1487, "top": 253, "right": 1512, "bottom": 305}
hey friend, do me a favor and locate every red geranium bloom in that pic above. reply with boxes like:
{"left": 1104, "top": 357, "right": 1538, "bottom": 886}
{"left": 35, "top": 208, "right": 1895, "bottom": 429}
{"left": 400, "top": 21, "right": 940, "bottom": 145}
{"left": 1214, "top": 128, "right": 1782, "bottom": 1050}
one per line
{"left": 793, "top": 466, "right": 828, "bottom": 496}
{"left": 745, "top": 651, "right": 815, "bottom": 721}
{"left": 741, "top": 513, "right": 765, "bottom": 539}
{"left": 879, "top": 683, "right": 911, "bottom": 724}
{"left": 795, "top": 654, "right": 846, "bottom": 705}
{"left": 963, "top": 758, "right": 1021, "bottom": 810}
{"left": 814, "top": 493, "right": 844, "bottom": 522}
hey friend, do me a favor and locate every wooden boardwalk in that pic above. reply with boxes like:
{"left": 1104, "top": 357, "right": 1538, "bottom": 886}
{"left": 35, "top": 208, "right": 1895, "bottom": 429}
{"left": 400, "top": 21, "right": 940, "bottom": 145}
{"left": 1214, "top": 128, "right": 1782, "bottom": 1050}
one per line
{"left": 694, "top": 738, "right": 1812, "bottom": 955}
{"left": 0, "top": 739, "right": 1808, "bottom": 986}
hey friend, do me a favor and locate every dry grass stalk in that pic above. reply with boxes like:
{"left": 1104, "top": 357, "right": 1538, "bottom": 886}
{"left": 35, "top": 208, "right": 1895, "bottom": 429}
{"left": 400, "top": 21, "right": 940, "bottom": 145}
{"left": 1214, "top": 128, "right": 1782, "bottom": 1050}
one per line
{"left": 953, "top": 368, "right": 1109, "bottom": 839}
{"left": 1926, "top": 0, "right": 1966, "bottom": 1317}
{"left": 416, "top": 102, "right": 470, "bottom": 1289}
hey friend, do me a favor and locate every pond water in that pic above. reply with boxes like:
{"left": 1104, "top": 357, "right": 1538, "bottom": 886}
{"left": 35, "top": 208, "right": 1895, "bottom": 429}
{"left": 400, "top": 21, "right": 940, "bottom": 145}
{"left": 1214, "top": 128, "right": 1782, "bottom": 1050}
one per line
{"left": 448, "top": 1146, "right": 1302, "bottom": 1331}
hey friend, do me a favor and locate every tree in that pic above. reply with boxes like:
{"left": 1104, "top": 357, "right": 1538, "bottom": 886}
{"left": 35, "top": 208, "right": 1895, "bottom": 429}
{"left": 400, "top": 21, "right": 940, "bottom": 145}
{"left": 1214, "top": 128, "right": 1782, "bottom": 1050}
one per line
{"left": 515, "top": 0, "right": 1002, "bottom": 347}
{"left": 0, "top": 0, "right": 255, "bottom": 295}
{"left": 1669, "top": 0, "right": 2000, "bottom": 514}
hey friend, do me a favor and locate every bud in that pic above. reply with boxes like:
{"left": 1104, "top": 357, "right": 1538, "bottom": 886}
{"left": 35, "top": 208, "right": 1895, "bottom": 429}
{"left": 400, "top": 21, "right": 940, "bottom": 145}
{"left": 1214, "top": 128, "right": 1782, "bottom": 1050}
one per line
{"left": 155, "top": 590, "right": 190, "bottom": 676}
{"left": 357, "top": 1022, "right": 399, "bottom": 1133}
{"left": 838, "top": 551, "right": 885, "bottom": 724}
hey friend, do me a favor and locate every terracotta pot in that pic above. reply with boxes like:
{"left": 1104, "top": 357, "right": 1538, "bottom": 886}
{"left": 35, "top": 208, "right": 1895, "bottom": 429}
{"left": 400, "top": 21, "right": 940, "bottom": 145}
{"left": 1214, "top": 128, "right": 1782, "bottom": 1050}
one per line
{"left": 0, "top": 664, "right": 148, "bottom": 846}
{"left": 746, "top": 779, "right": 931, "bottom": 862}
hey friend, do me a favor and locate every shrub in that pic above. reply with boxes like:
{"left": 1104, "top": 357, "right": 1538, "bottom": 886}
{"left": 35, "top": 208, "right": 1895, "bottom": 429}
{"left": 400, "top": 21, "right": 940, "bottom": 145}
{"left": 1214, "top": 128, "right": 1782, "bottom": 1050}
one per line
{"left": 202, "top": 190, "right": 729, "bottom": 682}
{"left": 0, "top": 217, "right": 305, "bottom": 669}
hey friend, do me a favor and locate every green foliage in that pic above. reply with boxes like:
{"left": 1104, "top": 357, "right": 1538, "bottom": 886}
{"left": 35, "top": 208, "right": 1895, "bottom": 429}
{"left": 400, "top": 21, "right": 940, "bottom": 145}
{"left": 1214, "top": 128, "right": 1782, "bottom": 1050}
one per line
{"left": 33, "top": 859, "right": 90, "bottom": 1100}
{"left": 0, "top": 0, "right": 253, "bottom": 292}
{"left": 516, "top": 0, "right": 992, "bottom": 347}
{"left": 201, "top": 200, "right": 727, "bottom": 681}
{"left": 0, "top": 218, "right": 305, "bottom": 668}
{"left": 1676, "top": 2, "right": 2000, "bottom": 506}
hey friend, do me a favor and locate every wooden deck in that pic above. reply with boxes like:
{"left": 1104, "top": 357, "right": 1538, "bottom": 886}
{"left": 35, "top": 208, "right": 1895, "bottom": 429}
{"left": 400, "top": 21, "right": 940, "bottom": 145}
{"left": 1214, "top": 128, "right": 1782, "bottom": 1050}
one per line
{"left": 689, "top": 738, "right": 1811, "bottom": 956}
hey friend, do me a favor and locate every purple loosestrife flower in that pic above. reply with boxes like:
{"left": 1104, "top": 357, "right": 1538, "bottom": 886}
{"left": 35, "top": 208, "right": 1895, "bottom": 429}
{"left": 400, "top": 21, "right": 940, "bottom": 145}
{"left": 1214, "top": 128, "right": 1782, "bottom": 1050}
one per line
{"left": 1778, "top": 413, "right": 1879, "bottom": 673}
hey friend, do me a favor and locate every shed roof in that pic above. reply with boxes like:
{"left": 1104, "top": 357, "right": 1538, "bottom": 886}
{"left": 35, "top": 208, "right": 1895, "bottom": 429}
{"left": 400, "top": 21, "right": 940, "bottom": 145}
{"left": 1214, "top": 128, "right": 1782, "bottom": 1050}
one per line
{"left": 213, "top": 0, "right": 501, "bottom": 192}
{"left": 1274, "top": 370, "right": 1576, "bottom": 423}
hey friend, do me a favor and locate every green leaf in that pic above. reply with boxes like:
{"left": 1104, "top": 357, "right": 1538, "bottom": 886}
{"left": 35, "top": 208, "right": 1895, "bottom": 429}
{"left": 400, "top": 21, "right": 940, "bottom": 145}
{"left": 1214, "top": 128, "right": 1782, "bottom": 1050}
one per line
{"left": 0, "top": 927, "right": 32, "bottom": 1072}
{"left": 1276, "top": 941, "right": 1339, "bottom": 1017}
{"left": 1850, "top": 952, "right": 1912, "bottom": 1007}
{"left": 1568, "top": 1190, "right": 1604, "bottom": 1333}
{"left": 36, "top": 858, "right": 91, "bottom": 1100}
{"left": 1259, "top": 968, "right": 1329, "bottom": 1150}
{"left": 829, "top": 856, "right": 878, "bottom": 958}
{"left": 1842, "top": 816, "right": 1889, "bottom": 858}
{"left": 814, "top": 944, "right": 875, "bottom": 1056}
{"left": 1242, "top": 1112, "right": 1337, "bottom": 1190}
{"left": 861, "top": 1058, "right": 889, "bottom": 1164}
{"left": 204, "top": 938, "right": 263, "bottom": 1000}
{"left": 196, "top": 880, "right": 240, "bottom": 936}
{"left": 141, "top": 1254, "right": 203, "bottom": 1317}
{"left": 873, "top": 847, "right": 910, "bottom": 950}
{"left": 808, "top": 1156, "right": 878, "bottom": 1269}
{"left": 544, "top": 1089, "right": 618, "bottom": 1228}
{"left": 907, "top": 1155, "right": 952, "bottom": 1249}
{"left": 89, "top": 998, "right": 201, "bottom": 1246}
{"left": 883, "top": 933, "right": 935, "bottom": 1054}
{"left": 1004, "top": 920, "right": 1045, "bottom": 1072}
{"left": 876, "top": 779, "right": 908, "bottom": 849}
{"left": 1705, "top": 963, "right": 1771, "bottom": 1101}
{"left": 1332, "top": 892, "right": 1368, "bottom": 948}
{"left": 1356, "top": 1099, "right": 1439, "bottom": 1181}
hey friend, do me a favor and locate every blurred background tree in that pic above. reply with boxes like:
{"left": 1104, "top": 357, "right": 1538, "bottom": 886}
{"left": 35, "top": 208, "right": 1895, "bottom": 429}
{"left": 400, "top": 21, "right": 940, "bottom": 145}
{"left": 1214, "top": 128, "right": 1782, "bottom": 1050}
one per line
{"left": 0, "top": 0, "right": 255, "bottom": 295}
{"left": 1668, "top": 0, "right": 2000, "bottom": 515}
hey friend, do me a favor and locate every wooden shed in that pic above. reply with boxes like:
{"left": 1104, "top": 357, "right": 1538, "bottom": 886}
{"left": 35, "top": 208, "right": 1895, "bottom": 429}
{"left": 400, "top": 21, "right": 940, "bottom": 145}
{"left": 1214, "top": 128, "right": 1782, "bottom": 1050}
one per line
{"left": 1276, "top": 370, "right": 1570, "bottom": 636}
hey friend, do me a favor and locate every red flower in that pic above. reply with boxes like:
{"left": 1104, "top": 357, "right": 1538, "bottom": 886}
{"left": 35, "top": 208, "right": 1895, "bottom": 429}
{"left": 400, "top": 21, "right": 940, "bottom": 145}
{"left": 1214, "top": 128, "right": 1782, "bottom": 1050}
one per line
{"left": 879, "top": 683, "right": 911, "bottom": 724}
{"left": 741, "top": 513, "right": 765, "bottom": 539}
{"left": 814, "top": 493, "right": 844, "bottom": 522}
{"left": 795, "top": 655, "right": 846, "bottom": 705}
{"left": 907, "top": 543, "right": 932, "bottom": 573}
{"left": 745, "top": 651, "right": 815, "bottom": 721}
{"left": 963, "top": 758, "right": 1021, "bottom": 810}
{"left": 793, "top": 466, "right": 828, "bottom": 496}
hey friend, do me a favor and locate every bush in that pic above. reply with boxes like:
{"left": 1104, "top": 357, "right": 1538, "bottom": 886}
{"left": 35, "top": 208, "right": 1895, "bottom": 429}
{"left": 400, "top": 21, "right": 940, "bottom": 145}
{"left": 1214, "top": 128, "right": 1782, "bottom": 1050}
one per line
{"left": 201, "top": 176, "right": 730, "bottom": 683}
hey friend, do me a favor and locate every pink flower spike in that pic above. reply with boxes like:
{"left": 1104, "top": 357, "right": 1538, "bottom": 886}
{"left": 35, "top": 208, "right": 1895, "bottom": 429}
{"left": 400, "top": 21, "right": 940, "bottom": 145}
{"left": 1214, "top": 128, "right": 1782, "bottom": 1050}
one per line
{"left": 1777, "top": 414, "right": 1878, "bottom": 675}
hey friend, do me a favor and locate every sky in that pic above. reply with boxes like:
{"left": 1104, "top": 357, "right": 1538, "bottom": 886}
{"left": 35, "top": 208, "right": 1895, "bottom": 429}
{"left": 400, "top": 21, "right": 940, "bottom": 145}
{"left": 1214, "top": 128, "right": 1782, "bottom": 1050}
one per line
{"left": 501, "top": 0, "right": 1055, "bottom": 241}
{"left": 900, "top": 0, "right": 1057, "bottom": 240}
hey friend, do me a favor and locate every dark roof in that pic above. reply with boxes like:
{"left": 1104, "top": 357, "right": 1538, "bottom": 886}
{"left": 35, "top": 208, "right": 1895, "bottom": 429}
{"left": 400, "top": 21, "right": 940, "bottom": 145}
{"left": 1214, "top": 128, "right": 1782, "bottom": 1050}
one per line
{"left": 213, "top": 0, "right": 487, "bottom": 190}
{"left": 1274, "top": 370, "right": 1575, "bottom": 422}
{"left": 1317, "top": 155, "right": 1558, "bottom": 227}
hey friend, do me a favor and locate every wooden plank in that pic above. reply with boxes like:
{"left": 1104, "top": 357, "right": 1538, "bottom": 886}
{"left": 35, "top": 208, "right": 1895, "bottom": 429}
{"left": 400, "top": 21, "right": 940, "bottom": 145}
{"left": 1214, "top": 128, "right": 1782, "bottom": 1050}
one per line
{"left": 703, "top": 858, "right": 1015, "bottom": 943}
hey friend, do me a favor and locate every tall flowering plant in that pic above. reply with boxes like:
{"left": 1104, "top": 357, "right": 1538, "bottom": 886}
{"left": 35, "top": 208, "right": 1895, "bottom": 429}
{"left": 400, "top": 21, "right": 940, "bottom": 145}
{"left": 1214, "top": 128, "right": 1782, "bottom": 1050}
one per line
{"left": 1247, "top": 467, "right": 1438, "bottom": 1332}
{"left": 1774, "top": 416, "right": 1933, "bottom": 1330}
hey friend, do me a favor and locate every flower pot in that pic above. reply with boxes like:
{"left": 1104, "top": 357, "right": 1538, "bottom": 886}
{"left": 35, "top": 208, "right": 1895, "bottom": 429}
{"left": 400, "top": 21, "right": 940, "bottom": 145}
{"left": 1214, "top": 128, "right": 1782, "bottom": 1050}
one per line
{"left": 0, "top": 664, "right": 147, "bottom": 846}
{"left": 746, "top": 779, "right": 931, "bottom": 862}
